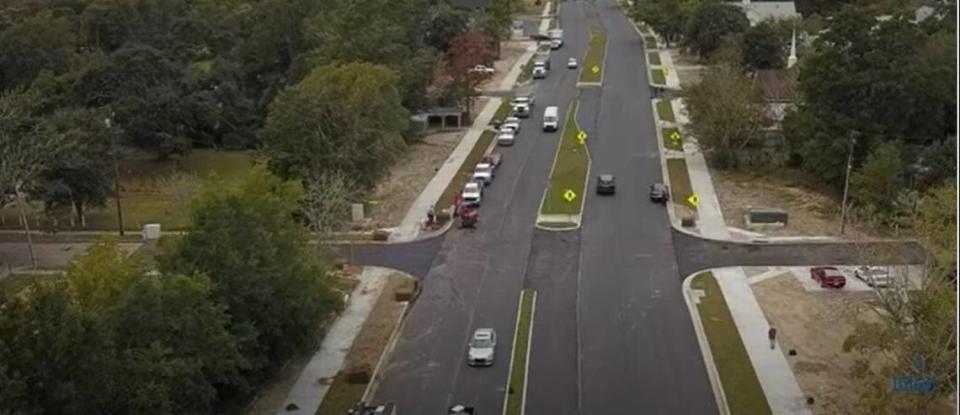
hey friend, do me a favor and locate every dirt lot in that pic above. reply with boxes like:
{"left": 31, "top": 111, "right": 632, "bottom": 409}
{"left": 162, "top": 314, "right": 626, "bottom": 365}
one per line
{"left": 751, "top": 273, "right": 880, "bottom": 414}
{"left": 713, "top": 170, "right": 881, "bottom": 238}
{"left": 664, "top": 48, "right": 705, "bottom": 88}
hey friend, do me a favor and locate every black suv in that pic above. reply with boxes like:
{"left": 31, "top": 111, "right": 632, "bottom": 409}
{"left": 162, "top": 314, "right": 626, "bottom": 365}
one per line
{"left": 596, "top": 174, "right": 616, "bottom": 195}
{"left": 649, "top": 183, "right": 669, "bottom": 203}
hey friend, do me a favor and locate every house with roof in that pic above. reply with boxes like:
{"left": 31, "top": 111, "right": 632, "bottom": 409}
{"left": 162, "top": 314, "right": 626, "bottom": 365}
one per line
{"left": 730, "top": 0, "right": 800, "bottom": 26}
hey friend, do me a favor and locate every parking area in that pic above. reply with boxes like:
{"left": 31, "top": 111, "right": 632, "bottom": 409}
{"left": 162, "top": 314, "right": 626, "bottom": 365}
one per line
{"left": 746, "top": 265, "right": 925, "bottom": 293}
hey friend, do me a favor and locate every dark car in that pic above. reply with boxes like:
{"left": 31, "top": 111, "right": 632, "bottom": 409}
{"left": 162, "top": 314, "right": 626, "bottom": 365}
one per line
{"left": 650, "top": 183, "right": 669, "bottom": 203}
{"left": 596, "top": 174, "right": 616, "bottom": 195}
{"left": 810, "top": 266, "right": 847, "bottom": 289}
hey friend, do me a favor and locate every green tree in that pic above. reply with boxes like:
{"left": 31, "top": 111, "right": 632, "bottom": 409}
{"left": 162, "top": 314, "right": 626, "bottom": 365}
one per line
{"left": 0, "top": 9, "right": 76, "bottom": 90}
{"left": 630, "top": 0, "right": 699, "bottom": 46}
{"left": 741, "top": 21, "right": 784, "bottom": 70}
{"left": 851, "top": 141, "right": 903, "bottom": 215}
{"left": 684, "top": 2, "right": 749, "bottom": 58}
{"left": 107, "top": 273, "right": 245, "bottom": 415}
{"left": 159, "top": 166, "right": 343, "bottom": 385}
{"left": 425, "top": 3, "right": 469, "bottom": 52}
{"left": 65, "top": 239, "right": 145, "bottom": 313}
{"left": 683, "top": 63, "right": 772, "bottom": 168}
{"left": 260, "top": 62, "right": 407, "bottom": 188}
{"left": 844, "top": 183, "right": 957, "bottom": 414}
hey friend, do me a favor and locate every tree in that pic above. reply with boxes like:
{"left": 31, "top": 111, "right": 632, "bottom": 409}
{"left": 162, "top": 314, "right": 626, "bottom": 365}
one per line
{"left": 106, "top": 273, "right": 245, "bottom": 415}
{"left": 844, "top": 183, "right": 957, "bottom": 414}
{"left": 446, "top": 30, "right": 495, "bottom": 118}
{"left": 425, "top": 3, "right": 469, "bottom": 52}
{"left": 36, "top": 107, "right": 114, "bottom": 227}
{"left": 851, "top": 141, "right": 903, "bottom": 215}
{"left": 302, "top": 171, "right": 355, "bottom": 235}
{"left": 159, "top": 166, "right": 343, "bottom": 385}
{"left": 0, "top": 88, "right": 75, "bottom": 268}
{"left": 741, "top": 21, "right": 784, "bottom": 70}
{"left": 787, "top": 6, "right": 949, "bottom": 189}
{"left": 683, "top": 63, "right": 772, "bottom": 168}
{"left": 630, "top": 0, "right": 700, "bottom": 46}
{"left": 684, "top": 2, "right": 749, "bottom": 58}
{"left": 65, "top": 239, "right": 145, "bottom": 313}
{"left": 0, "top": 9, "right": 76, "bottom": 90}
{"left": 260, "top": 62, "right": 408, "bottom": 188}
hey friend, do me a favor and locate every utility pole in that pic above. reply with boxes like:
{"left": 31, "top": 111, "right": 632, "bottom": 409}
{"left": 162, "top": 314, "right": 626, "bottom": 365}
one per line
{"left": 839, "top": 134, "right": 857, "bottom": 235}
{"left": 105, "top": 115, "right": 125, "bottom": 236}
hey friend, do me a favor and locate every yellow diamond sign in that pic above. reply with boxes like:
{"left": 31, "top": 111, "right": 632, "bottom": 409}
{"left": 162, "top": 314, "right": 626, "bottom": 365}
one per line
{"left": 577, "top": 130, "right": 588, "bottom": 144}
{"left": 563, "top": 189, "right": 577, "bottom": 202}
{"left": 591, "top": 65, "right": 600, "bottom": 74}
{"left": 687, "top": 194, "right": 700, "bottom": 207}
{"left": 663, "top": 67, "right": 670, "bottom": 76}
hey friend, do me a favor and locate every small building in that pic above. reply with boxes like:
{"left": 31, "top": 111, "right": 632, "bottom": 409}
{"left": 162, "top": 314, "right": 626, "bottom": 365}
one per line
{"left": 731, "top": 0, "right": 799, "bottom": 26}
{"left": 409, "top": 106, "right": 467, "bottom": 133}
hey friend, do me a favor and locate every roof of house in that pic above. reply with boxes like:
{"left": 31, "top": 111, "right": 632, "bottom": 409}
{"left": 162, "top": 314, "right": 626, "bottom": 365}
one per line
{"left": 754, "top": 69, "right": 796, "bottom": 103}
{"left": 731, "top": 1, "right": 799, "bottom": 25}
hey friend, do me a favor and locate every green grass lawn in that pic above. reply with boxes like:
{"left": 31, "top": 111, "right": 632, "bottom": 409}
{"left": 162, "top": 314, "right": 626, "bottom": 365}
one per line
{"left": 505, "top": 289, "right": 535, "bottom": 415}
{"left": 435, "top": 130, "right": 495, "bottom": 215}
{"left": 314, "top": 373, "right": 367, "bottom": 415}
{"left": 662, "top": 127, "right": 682, "bottom": 151}
{"left": 691, "top": 273, "right": 772, "bottom": 415}
{"left": 647, "top": 51, "right": 662, "bottom": 66}
{"left": 644, "top": 35, "right": 658, "bottom": 49}
{"left": 651, "top": 68, "right": 666, "bottom": 85}
{"left": 656, "top": 99, "right": 675, "bottom": 122}
{"left": 0, "top": 150, "right": 255, "bottom": 232}
{"left": 517, "top": 61, "right": 534, "bottom": 84}
{"left": 578, "top": 29, "right": 607, "bottom": 84}
{"left": 666, "top": 158, "right": 694, "bottom": 207}
{"left": 490, "top": 100, "right": 514, "bottom": 126}
{"left": 541, "top": 102, "right": 589, "bottom": 215}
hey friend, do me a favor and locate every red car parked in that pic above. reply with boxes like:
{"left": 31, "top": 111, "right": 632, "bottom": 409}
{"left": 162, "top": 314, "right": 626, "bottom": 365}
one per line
{"left": 810, "top": 266, "right": 847, "bottom": 289}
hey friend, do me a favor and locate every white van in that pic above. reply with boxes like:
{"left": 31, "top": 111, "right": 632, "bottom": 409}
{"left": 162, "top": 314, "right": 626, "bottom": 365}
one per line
{"left": 543, "top": 106, "right": 559, "bottom": 132}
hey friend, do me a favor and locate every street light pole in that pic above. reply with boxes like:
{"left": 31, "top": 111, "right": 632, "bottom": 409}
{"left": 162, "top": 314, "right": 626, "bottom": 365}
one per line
{"left": 839, "top": 134, "right": 857, "bottom": 235}
{"left": 105, "top": 115, "right": 125, "bottom": 236}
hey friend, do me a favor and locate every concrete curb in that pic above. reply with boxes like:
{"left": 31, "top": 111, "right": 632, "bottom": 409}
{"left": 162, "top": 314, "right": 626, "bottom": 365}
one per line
{"left": 682, "top": 272, "right": 731, "bottom": 415}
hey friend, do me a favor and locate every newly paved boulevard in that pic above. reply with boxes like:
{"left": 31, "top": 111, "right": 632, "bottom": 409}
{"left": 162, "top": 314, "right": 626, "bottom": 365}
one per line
{"left": 352, "top": 1, "right": 926, "bottom": 414}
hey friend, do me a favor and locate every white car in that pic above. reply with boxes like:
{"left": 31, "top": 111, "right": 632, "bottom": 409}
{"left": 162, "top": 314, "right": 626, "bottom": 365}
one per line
{"left": 512, "top": 96, "right": 535, "bottom": 108}
{"left": 472, "top": 163, "right": 495, "bottom": 185}
{"left": 462, "top": 182, "right": 483, "bottom": 206}
{"left": 467, "top": 328, "right": 496, "bottom": 366}
{"left": 567, "top": 58, "right": 578, "bottom": 69}
{"left": 854, "top": 266, "right": 892, "bottom": 288}
{"left": 550, "top": 38, "right": 563, "bottom": 49}
{"left": 502, "top": 116, "right": 521, "bottom": 133}
{"left": 469, "top": 64, "right": 495, "bottom": 75}
{"left": 496, "top": 131, "right": 515, "bottom": 146}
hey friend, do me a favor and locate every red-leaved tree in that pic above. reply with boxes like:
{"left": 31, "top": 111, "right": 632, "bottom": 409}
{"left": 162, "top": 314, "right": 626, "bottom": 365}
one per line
{"left": 446, "top": 30, "right": 495, "bottom": 119}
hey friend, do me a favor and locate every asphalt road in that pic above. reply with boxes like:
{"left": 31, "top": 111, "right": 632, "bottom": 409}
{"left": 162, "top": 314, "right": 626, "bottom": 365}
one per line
{"left": 368, "top": 3, "right": 589, "bottom": 413}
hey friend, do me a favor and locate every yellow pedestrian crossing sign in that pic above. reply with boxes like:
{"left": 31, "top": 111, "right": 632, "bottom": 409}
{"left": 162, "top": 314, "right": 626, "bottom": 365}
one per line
{"left": 591, "top": 65, "right": 600, "bottom": 74}
{"left": 577, "top": 130, "right": 588, "bottom": 145}
{"left": 687, "top": 194, "right": 700, "bottom": 207}
{"left": 563, "top": 189, "right": 577, "bottom": 202}
{"left": 669, "top": 130, "right": 681, "bottom": 145}
{"left": 663, "top": 67, "right": 670, "bottom": 76}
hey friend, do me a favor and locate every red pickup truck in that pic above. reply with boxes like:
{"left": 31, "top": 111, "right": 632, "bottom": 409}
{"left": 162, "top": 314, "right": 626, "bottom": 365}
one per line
{"left": 810, "top": 266, "right": 846, "bottom": 289}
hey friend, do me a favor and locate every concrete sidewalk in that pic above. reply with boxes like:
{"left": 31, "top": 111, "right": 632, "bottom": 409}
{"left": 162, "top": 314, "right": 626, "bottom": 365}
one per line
{"left": 390, "top": 40, "right": 541, "bottom": 243}
{"left": 277, "top": 267, "right": 390, "bottom": 415}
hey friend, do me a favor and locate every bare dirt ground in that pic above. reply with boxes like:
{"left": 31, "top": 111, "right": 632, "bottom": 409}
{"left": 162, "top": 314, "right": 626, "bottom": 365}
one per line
{"left": 712, "top": 169, "right": 882, "bottom": 238}
{"left": 365, "top": 41, "right": 528, "bottom": 228}
{"left": 752, "top": 273, "right": 955, "bottom": 415}
{"left": 367, "top": 132, "right": 463, "bottom": 228}
{"left": 752, "top": 274, "right": 880, "bottom": 414}
{"left": 665, "top": 48, "right": 705, "bottom": 88}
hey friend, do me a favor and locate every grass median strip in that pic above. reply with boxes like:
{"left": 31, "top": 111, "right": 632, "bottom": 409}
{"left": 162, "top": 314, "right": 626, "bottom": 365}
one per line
{"left": 435, "top": 130, "right": 495, "bottom": 213}
{"left": 651, "top": 68, "right": 666, "bottom": 85}
{"left": 691, "top": 273, "right": 772, "bottom": 415}
{"left": 644, "top": 35, "right": 658, "bottom": 49}
{"left": 656, "top": 99, "right": 674, "bottom": 122}
{"left": 505, "top": 289, "right": 536, "bottom": 415}
{"left": 541, "top": 102, "right": 588, "bottom": 215}
{"left": 666, "top": 158, "right": 693, "bottom": 207}
{"left": 578, "top": 29, "right": 607, "bottom": 84}
{"left": 490, "top": 100, "right": 514, "bottom": 126}
{"left": 647, "top": 51, "right": 661, "bottom": 66}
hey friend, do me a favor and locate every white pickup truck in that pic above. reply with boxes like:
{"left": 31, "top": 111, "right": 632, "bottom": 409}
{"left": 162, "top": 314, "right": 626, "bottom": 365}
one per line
{"left": 511, "top": 96, "right": 534, "bottom": 118}
{"left": 472, "top": 163, "right": 495, "bottom": 186}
